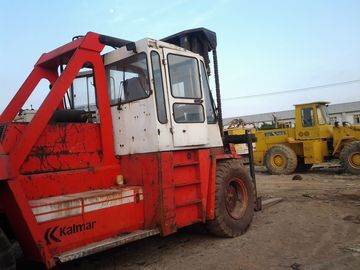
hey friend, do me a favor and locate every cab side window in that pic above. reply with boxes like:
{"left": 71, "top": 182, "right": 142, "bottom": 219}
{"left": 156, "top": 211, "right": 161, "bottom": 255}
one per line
{"left": 200, "top": 63, "right": 216, "bottom": 124}
{"left": 168, "top": 54, "right": 201, "bottom": 99}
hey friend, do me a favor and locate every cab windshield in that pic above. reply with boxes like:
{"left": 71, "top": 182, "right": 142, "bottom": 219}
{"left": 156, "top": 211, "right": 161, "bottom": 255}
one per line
{"left": 317, "top": 105, "right": 330, "bottom": 125}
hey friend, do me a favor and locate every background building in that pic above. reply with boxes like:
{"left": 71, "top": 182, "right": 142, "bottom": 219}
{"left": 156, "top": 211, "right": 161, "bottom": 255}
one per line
{"left": 224, "top": 101, "right": 360, "bottom": 128}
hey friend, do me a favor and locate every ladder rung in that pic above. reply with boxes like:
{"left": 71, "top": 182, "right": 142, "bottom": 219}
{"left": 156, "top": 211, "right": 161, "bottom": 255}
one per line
{"left": 175, "top": 180, "right": 201, "bottom": 188}
{"left": 173, "top": 161, "right": 199, "bottom": 167}
{"left": 176, "top": 199, "right": 202, "bottom": 208}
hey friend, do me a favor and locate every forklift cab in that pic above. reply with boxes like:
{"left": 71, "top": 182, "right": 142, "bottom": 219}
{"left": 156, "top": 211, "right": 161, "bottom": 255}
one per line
{"left": 294, "top": 102, "right": 333, "bottom": 140}
{"left": 104, "top": 38, "right": 222, "bottom": 155}
{"left": 10, "top": 29, "right": 223, "bottom": 155}
{"left": 63, "top": 29, "right": 223, "bottom": 156}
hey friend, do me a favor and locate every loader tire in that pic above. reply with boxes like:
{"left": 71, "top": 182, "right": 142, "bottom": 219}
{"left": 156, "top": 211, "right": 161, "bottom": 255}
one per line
{"left": 264, "top": 145, "right": 297, "bottom": 175}
{"left": 295, "top": 158, "right": 313, "bottom": 172}
{"left": 340, "top": 141, "right": 360, "bottom": 175}
{"left": 207, "top": 159, "right": 254, "bottom": 238}
{"left": 0, "top": 228, "right": 15, "bottom": 270}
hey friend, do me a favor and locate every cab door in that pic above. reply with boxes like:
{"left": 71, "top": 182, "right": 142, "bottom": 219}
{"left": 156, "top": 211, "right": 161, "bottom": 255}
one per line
{"left": 163, "top": 49, "right": 208, "bottom": 147}
{"left": 295, "top": 106, "right": 318, "bottom": 140}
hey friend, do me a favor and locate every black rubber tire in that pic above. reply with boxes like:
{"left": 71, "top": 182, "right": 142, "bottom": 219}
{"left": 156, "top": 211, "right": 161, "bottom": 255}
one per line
{"left": 340, "top": 141, "right": 360, "bottom": 175}
{"left": 264, "top": 145, "right": 297, "bottom": 175}
{"left": 0, "top": 228, "right": 15, "bottom": 270}
{"left": 295, "top": 158, "right": 313, "bottom": 172}
{"left": 207, "top": 159, "right": 254, "bottom": 238}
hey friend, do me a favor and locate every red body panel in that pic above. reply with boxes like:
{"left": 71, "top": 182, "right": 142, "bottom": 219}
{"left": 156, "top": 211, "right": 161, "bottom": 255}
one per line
{"left": 2, "top": 123, "right": 102, "bottom": 175}
{"left": 32, "top": 187, "right": 145, "bottom": 254}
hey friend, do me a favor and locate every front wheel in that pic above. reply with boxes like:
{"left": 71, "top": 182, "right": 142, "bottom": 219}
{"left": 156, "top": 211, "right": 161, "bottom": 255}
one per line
{"left": 207, "top": 159, "right": 254, "bottom": 237}
{"left": 264, "top": 144, "right": 297, "bottom": 175}
{"left": 340, "top": 141, "right": 360, "bottom": 175}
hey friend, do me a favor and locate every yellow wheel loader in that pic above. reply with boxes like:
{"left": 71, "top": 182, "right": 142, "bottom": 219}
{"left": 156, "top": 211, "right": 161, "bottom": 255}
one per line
{"left": 226, "top": 102, "right": 360, "bottom": 175}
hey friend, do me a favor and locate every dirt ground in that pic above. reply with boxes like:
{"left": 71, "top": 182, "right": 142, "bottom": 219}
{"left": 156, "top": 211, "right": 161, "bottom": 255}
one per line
{"left": 25, "top": 166, "right": 360, "bottom": 270}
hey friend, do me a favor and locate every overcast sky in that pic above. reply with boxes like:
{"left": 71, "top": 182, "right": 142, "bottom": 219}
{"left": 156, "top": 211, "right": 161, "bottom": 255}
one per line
{"left": 1, "top": 0, "right": 359, "bottom": 117}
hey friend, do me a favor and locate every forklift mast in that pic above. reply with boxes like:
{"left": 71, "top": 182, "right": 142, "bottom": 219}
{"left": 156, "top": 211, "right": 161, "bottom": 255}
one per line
{"left": 162, "top": 28, "right": 224, "bottom": 135}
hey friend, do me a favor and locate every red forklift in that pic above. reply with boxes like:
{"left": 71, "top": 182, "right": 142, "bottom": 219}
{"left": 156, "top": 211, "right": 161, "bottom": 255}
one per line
{"left": 0, "top": 28, "right": 260, "bottom": 268}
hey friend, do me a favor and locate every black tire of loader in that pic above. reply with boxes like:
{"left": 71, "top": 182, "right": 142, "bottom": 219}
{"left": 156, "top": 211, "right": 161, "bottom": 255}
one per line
{"left": 0, "top": 228, "right": 15, "bottom": 270}
{"left": 264, "top": 144, "right": 297, "bottom": 175}
{"left": 207, "top": 159, "right": 254, "bottom": 238}
{"left": 340, "top": 141, "right": 360, "bottom": 175}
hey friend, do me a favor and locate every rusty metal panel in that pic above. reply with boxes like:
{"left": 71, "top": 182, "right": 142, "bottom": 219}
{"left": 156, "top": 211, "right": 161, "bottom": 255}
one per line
{"left": 19, "top": 166, "right": 120, "bottom": 200}
{"left": 32, "top": 186, "right": 145, "bottom": 255}
{"left": 118, "top": 153, "right": 160, "bottom": 228}
{"left": 29, "top": 187, "right": 143, "bottom": 223}
{"left": 2, "top": 123, "right": 103, "bottom": 174}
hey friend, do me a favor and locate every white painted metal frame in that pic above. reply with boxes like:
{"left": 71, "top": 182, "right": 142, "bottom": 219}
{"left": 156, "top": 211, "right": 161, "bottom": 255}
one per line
{"left": 103, "top": 38, "right": 223, "bottom": 155}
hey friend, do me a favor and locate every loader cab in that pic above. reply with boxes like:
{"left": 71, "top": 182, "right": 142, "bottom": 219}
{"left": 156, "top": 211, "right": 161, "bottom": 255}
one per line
{"left": 294, "top": 102, "right": 333, "bottom": 140}
{"left": 102, "top": 38, "right": 222, "bottom": 155}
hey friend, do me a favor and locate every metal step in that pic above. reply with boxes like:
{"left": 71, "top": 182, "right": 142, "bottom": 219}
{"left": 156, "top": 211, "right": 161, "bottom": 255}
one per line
{"left": 173, "top": 161, "right": 199, "bottom": 167}
{"left": 55, "top": 229, "right": 160, "bottom": 263}
{"left": 174, "top": 179, "right": 201, "bottom": 188}
{"left": 175, "top": 199, "right": 202, "bottom": 208}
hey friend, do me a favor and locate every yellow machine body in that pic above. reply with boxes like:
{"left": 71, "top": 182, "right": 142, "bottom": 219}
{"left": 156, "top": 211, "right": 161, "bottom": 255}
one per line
{"left": 227, "top": 101, "right": 360, "bottom": 175}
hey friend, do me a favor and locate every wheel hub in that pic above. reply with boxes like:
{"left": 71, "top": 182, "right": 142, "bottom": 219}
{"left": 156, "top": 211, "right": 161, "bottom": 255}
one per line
{"left": 225, "top": 179, "right": 248, "bottom": 219}
{"left": 272, "top": 154, "right": 284, "bottom": 167}
{"left": 349, "top": 152, "right": 360, "bottom": 167}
